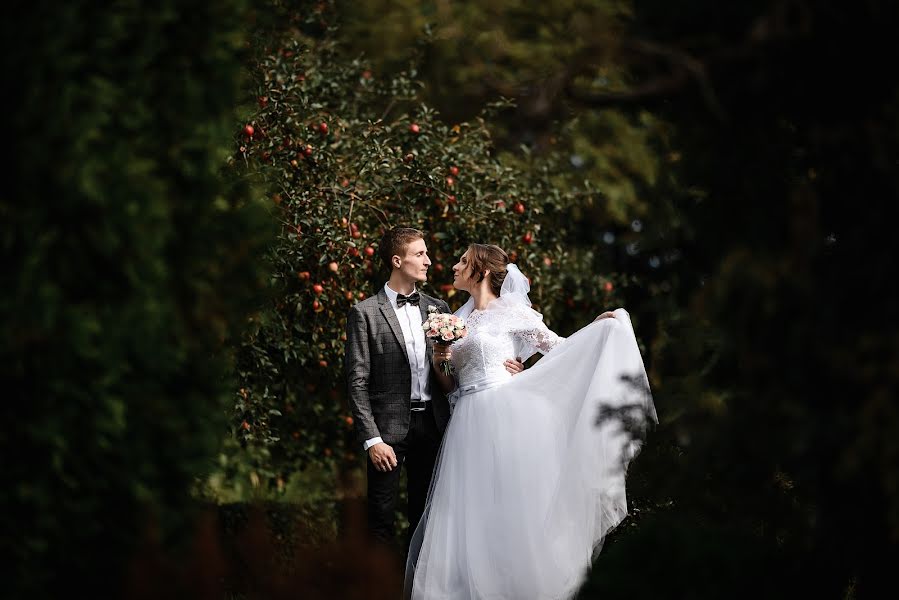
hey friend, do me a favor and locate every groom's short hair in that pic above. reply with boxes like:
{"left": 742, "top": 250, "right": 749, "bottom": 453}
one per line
{"left": 379, "top": 227, "right": 424, "bottom": 271}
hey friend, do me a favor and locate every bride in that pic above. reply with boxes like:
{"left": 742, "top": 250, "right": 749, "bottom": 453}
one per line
{"left": 405, "top": 243, "right": 657, "bottom": 600}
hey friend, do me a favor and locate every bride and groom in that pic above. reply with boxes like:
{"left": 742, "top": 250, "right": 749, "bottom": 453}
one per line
{"left": 344, "top": 226, "right": 657, "bottom": 599}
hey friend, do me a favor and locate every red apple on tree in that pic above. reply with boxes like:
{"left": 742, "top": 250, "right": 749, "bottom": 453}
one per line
{"left": 243, "top": 124, "right": 254, "bottom": 137}
{"left": 449, "top": 165, "right": 459, "bottom": 176}
{"left": 328, "top": 262, "right": 339, "bottom": 273}
{"left": 313, "top": 283, "right": 324, "bottom": 294}
{"left": 409, "top": 123, "right": 421, "bottom": 134}
{"left": 318, "top": 121, "right": 329, "bottom": 135}
{"left": 513, "top": 202, "right": 525, "bottom": 214}
{"left": 522, "top": 231, "right": 533, "bottom": 244}
{"left": 364, "top": 246, "right": 375, "bottom": 257}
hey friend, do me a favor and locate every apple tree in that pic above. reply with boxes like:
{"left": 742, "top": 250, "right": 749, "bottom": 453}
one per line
{"left": 227, "top": 27, "right": 619, "bottom": 483}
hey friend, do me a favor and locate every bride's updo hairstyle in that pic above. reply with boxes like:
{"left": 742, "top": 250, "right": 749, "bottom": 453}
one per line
{"left": 466, "top": 244, "right": 509, "bottom": 296}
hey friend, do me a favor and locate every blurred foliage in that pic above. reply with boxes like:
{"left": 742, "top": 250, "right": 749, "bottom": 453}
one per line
{"left": 576, "top": 0, "right": 899, "bottom": 598}
{"left": 2, "top": 0, "right": 272, "bottom": 596}
{"left": 337, "top": 0, "right": 673, "bottom": 224}
{"left": 125, "top": 500, "right": 403, "bottom": 600}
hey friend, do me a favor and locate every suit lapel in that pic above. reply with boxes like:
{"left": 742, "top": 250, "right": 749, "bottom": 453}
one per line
{"left": 378, "top": 289, "right": 409, "bottom": 362}
{"left": 419, "top": 293, "right": 438, "bottom": 358}
{"left": 418, "top": 297, "right": 430, "bottom": 329}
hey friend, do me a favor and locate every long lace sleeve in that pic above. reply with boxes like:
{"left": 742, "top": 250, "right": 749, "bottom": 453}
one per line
{"left": 508, "top": 304, "right": 565, "bottom": 361}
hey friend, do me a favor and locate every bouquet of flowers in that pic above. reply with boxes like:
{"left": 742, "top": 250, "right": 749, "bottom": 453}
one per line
{"left": 422, "top": 305, "right": 468, "bottom": 376}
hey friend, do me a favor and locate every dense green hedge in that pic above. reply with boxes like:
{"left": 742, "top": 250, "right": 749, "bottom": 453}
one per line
{"left": 3, "top": 1, "right": 270, "bottom": 595}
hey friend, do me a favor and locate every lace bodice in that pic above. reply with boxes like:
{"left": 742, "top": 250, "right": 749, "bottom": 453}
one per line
{"left": 450, "top": 301, "right": 563, "bottom": 387}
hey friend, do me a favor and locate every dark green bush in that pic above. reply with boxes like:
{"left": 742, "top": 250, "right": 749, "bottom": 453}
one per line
{"left": 3, "top": 1, "right": 270, "bottom": 595}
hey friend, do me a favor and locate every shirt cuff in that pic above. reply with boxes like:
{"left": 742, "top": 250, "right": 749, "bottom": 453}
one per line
{"left": 363, "top": 436, "right": 383, "bottom": 451}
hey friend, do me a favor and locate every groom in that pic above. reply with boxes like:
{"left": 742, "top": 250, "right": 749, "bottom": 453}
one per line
{"left": 345, "top": 227, "right": 522, "bottom": 551}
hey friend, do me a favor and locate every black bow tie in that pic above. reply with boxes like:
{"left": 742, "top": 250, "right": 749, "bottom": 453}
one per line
{"left": 396, "top": 292, "right": 420, "bottom": 307}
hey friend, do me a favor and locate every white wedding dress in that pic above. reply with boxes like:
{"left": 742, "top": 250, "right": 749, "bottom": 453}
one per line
{"left": 405, "top": 266, "right": 657, "bottom": 600}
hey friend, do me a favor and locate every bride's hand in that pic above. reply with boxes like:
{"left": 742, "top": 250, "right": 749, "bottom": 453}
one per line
{"left": 504, "top": 357, "right": 525, "bottom": 375}
{"left": 433, "top": 343, "right": 452, "bottom": 363}
{"left": 593, "top": 311, "right": 615, "bottom": 322}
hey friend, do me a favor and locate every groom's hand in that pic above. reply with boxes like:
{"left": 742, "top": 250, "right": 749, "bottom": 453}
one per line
{"left": 368, "top": 442, "right": 398, "bottom": 472}
{"left": 504, "top": 357, "right": 525, "bottom": 375}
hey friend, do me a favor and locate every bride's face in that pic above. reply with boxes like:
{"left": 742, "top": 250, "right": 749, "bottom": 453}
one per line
{"left": 452, "top": 250, "right": 477, "bottom": 292}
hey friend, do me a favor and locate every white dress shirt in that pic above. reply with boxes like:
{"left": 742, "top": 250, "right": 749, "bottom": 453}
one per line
{"left": 363, "top": 283, "right": 432, "bottom": 451}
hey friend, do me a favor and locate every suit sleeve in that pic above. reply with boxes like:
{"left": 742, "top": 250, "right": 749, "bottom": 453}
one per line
{"left": 345, "top": 306, "right": 380, "bottom": 443}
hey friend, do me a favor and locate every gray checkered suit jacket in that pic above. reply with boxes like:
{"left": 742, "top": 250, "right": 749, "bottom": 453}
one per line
{"left": 344, "top": 288, "right": 452, "bottom": 445}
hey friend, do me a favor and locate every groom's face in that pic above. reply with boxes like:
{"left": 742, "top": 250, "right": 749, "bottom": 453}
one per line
{"left": 395, "top": 238, "right": 431, "bottom": 283}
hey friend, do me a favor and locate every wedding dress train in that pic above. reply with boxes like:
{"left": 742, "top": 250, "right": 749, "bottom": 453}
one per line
{"left": 406, "top": 281, "right": 656, "bottom": 600}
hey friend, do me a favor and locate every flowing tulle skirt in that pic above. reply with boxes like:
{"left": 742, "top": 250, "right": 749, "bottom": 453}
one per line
{"left": 406, "top": 310, "right": 656, "bottom": 600}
